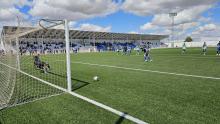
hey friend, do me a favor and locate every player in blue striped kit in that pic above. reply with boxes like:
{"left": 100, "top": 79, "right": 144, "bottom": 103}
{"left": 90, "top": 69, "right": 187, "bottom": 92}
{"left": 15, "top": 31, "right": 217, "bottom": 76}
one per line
{"left": 143, "top": 46, "right": 152, "bottom": 62}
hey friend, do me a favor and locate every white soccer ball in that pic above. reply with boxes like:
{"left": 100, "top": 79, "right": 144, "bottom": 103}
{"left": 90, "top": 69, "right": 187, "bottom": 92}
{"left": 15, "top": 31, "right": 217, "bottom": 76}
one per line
{"left": 93, "top": 76, "right": 99, "bottom": 81}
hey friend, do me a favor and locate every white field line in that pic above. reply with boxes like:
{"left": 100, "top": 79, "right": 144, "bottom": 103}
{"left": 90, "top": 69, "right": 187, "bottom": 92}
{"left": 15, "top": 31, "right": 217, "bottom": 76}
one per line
{"left": 130, "top": 54, "right": 220, "bottom": 59}
{"left": 154, "top": 55, "right": 220, "bottom": 59}
{"left": 72, "top": 61, "right": 220, "bottom": 80}
{"left": 0, "top": 62, "right": 148, "bottom": 124}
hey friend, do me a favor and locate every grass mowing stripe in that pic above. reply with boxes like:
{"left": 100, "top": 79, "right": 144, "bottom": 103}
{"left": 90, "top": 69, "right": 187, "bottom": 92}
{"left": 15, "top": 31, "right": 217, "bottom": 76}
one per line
{"left": 0, "top": 61, "right": 148, "bottom": 124}
{"left": 4, "top": 93, "right": 64, "bottom": 109}
{"left": 73, "top": 61, "right": 220, "bottom": 80}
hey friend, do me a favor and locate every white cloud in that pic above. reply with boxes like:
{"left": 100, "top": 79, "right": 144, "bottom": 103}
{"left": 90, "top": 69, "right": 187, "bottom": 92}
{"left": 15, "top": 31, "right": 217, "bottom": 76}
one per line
{"left": 128, "top": 31, "right": 139, "bottom": 34}
{"left": 150, "top": 5, "right": 213, "bottom": 27}
{"left": 176, "top": 22, "right": 200, "bottom": 31}
{"left": 140, "top": 23, "right": 158, "bottom": 31}
{"left": 0, "top": 0, "right": 31, "bottom": 32}
{"left": 123, "top": 0, "right": 218, "bottom": 39}
{"left": 0, "top": 8, "right": 17, "bottom": 21}
{"left": 132, "top": 0, "right": 219, "bottom": 39}
{"left": 149, "top": 29, "right": 171, "bottom": 35}
{"left": 193, "top": 23, "right": 217, "bottom": 34}
{"left": 191, "top": 23, "right": 220, "bottom": 38}
{"left": 122, "top": 0, "right": 218, "bottom": 16}
{"left": 15, "top": 0, "right": 33, "bottom": 7}
{"left": 51, "top": 21, "right": 77, "bottom": 29}
{"left": 0, "top": 0, "right": 24, "bottom": 22}
{"left": 0, "top": 0, "right": 31, "bottom": 16}
{"left": 29, "top": 0, "right": 119, "bottom": 21}
{"left": 139, "top": 21, "right": 201, "bottom": 41}
{"left": 74, "top": 23, "right": 111, "bottom": 32}
{"left": 199, "top": 17, "right": 212, "bottom": 23}
{"left": 199, "top": 23, "right": 217, "bottom": 32}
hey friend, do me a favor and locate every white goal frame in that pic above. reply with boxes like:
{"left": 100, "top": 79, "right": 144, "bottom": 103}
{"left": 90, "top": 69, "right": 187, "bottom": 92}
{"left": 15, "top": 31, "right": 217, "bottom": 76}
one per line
{"left": 0, "top": 19, "right": 148, "bottom": 124}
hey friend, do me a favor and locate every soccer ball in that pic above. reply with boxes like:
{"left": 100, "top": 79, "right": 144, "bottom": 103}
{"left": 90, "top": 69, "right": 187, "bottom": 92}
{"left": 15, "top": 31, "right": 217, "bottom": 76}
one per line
{"left": 93, "top": 76, "right": 99, "bottom": 81}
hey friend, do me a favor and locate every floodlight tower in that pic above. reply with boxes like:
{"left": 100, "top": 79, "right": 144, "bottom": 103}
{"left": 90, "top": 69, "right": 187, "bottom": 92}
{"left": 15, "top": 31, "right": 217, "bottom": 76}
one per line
{"left": 169, "top": 12, "right": 177, "bottom": 42}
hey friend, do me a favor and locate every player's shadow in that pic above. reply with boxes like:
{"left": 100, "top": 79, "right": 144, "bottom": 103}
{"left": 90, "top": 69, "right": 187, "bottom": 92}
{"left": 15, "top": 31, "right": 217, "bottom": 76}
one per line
{"left": 48, "top": 72, "right": 90, "bottom": 91}
{"left": 0, "top": 111, "right": 5, "bottom": 124}
{"left": 115, "top": 112, "right": 128, "bottom": 124}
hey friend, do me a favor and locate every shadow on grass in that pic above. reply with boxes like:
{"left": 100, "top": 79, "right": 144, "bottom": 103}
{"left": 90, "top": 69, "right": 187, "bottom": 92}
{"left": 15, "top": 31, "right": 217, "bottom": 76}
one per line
{"left": 0, "top": 110, "right": 5, "bottom": 124}
{"left": 48, "top": 72, "right": 90, "bottom": 91}
{"left": 115, "top": 112, "right": 128, "bottom": 124}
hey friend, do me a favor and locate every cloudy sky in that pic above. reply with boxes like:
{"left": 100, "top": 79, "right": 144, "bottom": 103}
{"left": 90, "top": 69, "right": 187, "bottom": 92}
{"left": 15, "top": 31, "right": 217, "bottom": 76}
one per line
{"left": 0, "top": 0, "right": 220, "bottom": 40}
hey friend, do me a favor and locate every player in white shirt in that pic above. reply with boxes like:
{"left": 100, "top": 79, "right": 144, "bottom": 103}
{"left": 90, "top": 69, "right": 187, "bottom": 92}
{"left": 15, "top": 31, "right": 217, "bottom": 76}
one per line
{"left": 134, "top": 46, "right": 140, "bottom": 55}
{"left": 182, "top": 43, "right": 186, "bottom": 54}
{"left": 202, "top": 42, "right": 207, "bottom": 55}
{"left": 127, "top": 46, "right": 131, "bottom": 56}
{"left": 116, "top": 47, "right": 120, "bottom": 55}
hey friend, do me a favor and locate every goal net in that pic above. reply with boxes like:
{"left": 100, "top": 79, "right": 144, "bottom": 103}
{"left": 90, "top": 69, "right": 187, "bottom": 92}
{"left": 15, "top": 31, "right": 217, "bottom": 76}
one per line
{"left": 0, "top": 19, "right": 72, "bottom": 109}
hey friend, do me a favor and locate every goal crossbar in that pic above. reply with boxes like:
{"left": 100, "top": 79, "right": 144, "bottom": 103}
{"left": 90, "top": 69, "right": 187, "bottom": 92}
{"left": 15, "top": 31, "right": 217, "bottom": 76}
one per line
{"left": 4, "top": 20, "right": 64, "bottom": 41}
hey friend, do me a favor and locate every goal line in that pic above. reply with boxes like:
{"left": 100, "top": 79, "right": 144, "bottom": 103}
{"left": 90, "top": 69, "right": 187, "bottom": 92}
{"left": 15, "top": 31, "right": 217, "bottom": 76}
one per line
{"left": 0, "top": 61, "right": 148, "bottom": 124}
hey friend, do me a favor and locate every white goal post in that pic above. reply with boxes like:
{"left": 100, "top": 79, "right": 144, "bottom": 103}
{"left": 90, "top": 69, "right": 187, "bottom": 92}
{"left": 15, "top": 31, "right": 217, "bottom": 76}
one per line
{"left": 64, "top": 19, "right": 72, "bottom": 92}
{"left": 40, "top": 18, "right": 73, "bottom": 92}
{"left": 0, "top": 18, "right": 72, "bottom": 109}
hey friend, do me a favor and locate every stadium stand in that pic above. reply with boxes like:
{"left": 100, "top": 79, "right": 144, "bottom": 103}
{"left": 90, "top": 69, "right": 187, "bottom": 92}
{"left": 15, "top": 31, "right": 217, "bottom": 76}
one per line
{"left": 2, "top": 26, "right": 169, "bottom": 54}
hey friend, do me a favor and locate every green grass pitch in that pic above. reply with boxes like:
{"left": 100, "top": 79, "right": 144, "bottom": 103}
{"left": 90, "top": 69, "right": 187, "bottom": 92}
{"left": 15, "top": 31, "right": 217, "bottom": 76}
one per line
{"left": 1, "top": 48, "right": 220, "bottom": 124}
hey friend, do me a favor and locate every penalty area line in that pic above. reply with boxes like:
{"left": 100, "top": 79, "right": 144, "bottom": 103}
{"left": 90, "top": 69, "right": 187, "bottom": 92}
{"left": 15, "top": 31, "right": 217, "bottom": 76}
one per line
{"left": 0, "top": 61, "right": 148, "bottom": 124}
{"left": 73, "top": 61, "right": 220, "bottom": 80}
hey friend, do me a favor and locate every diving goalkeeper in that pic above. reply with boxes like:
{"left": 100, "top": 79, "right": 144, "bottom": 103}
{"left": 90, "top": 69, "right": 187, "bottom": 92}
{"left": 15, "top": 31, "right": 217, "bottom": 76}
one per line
{"left": 34, "top": 53, "right": 50, "bottom": 73}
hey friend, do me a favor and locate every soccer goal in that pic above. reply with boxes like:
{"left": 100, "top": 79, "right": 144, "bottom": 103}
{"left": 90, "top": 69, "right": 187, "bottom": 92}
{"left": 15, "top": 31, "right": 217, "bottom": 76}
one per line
{"left": 0, "top": 17, "right": 150, "bottom": 124}
{"left": 0, "top": 19, "right": 73, "bottom": 109}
